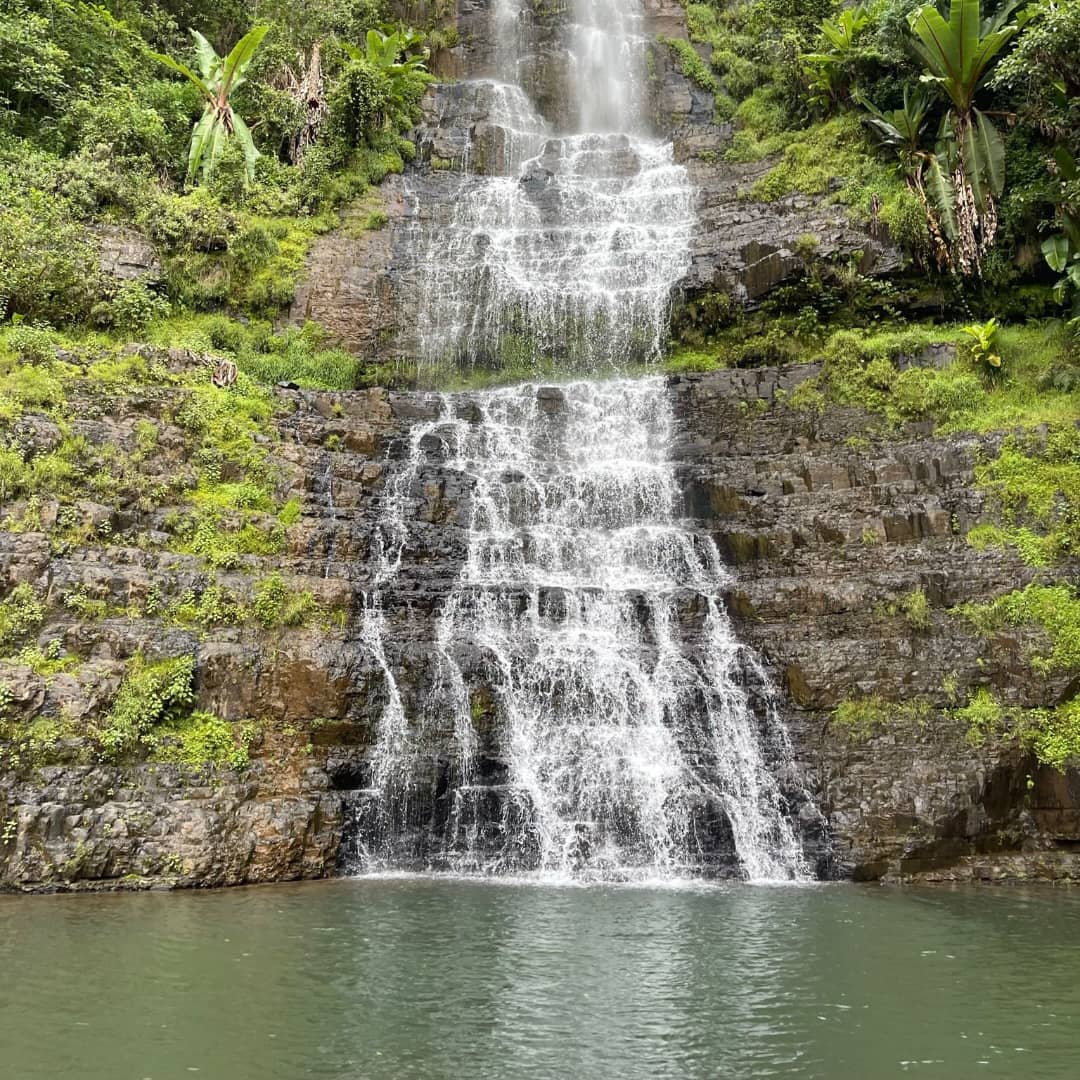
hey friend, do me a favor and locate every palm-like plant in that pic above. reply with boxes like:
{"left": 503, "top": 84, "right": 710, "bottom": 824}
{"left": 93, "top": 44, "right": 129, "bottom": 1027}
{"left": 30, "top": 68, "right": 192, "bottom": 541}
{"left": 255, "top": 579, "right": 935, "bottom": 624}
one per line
{"left": 802, "top": 6, "right": 872, "bottom": 113}
{"left": 905, "top": 0, "right": 1022, "bottom": 273}
{"left": 151, "top": 26, "right": 269, "bottom": 185}
{"left": 343, "top": 28, "right": 429, "bottom": 128}
{"left": 1042, "top": 147, "right": 1080, "bottom": 311}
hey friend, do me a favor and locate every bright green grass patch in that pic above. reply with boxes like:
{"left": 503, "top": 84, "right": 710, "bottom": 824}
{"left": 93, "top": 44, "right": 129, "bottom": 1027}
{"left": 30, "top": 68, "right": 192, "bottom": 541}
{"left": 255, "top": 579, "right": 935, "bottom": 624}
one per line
{"left": 724, "top": 109, "right": 926, "bottom": 253}
{"left": 143, "top": 314, "right": 366, "bottom": 391}
{"left": 959, "top": 584, "right": 1080, "bottom": 677}
{"left": 832, "top": 694, "right": 932, "bottom": 741}
{"left": 955, "top": 686, "right": 1080, "bottom": 771}
{"left": 153, "top": 712, "right": 256, "bottom": 770}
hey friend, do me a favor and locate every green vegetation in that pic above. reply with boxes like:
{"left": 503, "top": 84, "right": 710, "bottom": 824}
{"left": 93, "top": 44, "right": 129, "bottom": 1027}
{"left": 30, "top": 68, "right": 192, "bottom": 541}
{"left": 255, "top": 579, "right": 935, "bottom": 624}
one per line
{"left": 832, "top": 693, "right": 932, "bottom": 740}
{"left": 95, "top": 653, "right": 197, "bottom": 759}
{"left": 955, "top": 687, "right": 1080, "bottom": 771}
{"left": 678, "top": 0, "right": 1077, "bottom": 360}
{"left": 150, "top": 25, "right": 270, "bottom": 184}
{"left": 877, "top": 586, "right": 932, "bottom": 629}
{"left": 0, "top": 584, "right": 44, "bottom": 652}
{"left": 154, "top": 711, "right": 257, "bottom": 769}
{"left": 88, "top": 652, "right": 256, "bottom": 766}
{"left": 970, "top": 426, "right": 1080, "bottom": 566}
{"left": 960, "top": 584, "right": 1080, "bottom": 676}
{"left": 944, "top": 571, "right": 1080, "bottom": 772}
{"left": 0, "top": 0, "right": 434, "bottom": 358}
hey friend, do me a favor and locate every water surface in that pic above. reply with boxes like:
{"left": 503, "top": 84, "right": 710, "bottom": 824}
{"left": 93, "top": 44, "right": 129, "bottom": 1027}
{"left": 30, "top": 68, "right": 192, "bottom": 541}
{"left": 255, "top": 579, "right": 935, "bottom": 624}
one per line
{"left": 2, "top": 878, "right": 1079, "bottom": 1079}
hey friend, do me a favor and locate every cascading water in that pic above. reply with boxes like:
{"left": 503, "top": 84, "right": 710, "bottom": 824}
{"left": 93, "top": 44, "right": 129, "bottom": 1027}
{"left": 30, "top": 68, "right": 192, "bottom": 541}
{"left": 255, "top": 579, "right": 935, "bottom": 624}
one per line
{"left": 409, "top": 0, "right": 696, "bottom": 375}
{"left": 354, "top": 381, "right": 807, "bottom": 881}
{"left": 346, "top": 0, "right": 815, "bottom": 882}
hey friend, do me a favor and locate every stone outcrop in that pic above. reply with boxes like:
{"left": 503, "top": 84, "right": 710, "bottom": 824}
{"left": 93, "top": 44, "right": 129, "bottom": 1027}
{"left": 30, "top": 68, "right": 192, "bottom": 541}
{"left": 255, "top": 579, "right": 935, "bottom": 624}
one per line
{"left": 1, "top": 355, "right": 1076, "bottom": 889}
{"left": 94, "top": 226, "right": 162, "bottom": 283}
{"left": 669, "top": 365, "right": 1080, "bottom": 883}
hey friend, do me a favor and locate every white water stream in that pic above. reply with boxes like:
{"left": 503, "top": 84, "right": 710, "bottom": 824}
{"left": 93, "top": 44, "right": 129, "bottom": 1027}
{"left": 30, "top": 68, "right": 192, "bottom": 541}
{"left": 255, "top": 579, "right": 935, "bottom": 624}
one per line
{"left": 411, "top": 0, "right": 695, "bottom": 373}
{"left": 351, "top": 0, "right": 811, "bottom": 881}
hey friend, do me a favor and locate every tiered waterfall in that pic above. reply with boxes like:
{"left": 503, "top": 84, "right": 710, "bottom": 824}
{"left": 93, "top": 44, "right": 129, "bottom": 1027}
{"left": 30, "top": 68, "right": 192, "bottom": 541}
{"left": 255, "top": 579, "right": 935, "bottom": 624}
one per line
{"left": 347, "top": 0, "right": 812, "bottom": 881}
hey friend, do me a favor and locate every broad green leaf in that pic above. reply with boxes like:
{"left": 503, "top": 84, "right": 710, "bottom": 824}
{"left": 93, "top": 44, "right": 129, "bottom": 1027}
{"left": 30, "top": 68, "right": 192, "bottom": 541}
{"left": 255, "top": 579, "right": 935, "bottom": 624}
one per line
{"left": 186, "top": 109, "right": 216, "bottom": 183}
{"left": 974, "top": 108, "right": 1004, "bottom": 198}
{"left": 1042, "top": 235, "right": 1070, "bottom": 272}
{"left": 926, "top": 155, "right": 959, "bottom": 241}
{"left": 952, "top": 0, "right": 979, "bottom": 87}
{"left": 232, "top": 112, "right": 261, "bottom": 182}
{"left": 960, "top": 117, "right": 988, "bottom": 212}
{"left": 222, "top": 25, "right": 269, "bottom": 97}
{"left": 910, "top": 7, "right": 963, "bottom": 106}
{"left": 148, "top": 50, "right": 212, "bottom": 100}
{"left": 191, "top": 30, "right": 219, "bottom": 84}
{"left": 1053, "top": 146, "right": 1078, "bottom": 182}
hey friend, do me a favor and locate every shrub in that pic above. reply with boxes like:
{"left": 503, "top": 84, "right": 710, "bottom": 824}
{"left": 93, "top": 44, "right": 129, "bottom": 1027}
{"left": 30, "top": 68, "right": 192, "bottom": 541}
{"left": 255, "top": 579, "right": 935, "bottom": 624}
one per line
{"left": 0, "top": 583, "right": 44, "bottom": 653}
{"left": 0, "top": 185, "right": 102, "bottom": 322}
{"left": 92, "top": 279, "right": 169, "bottom": 334}
{"left": 155, "top": 711, "right": 255, "bottom": 769}
{"left": 96, "top": 653, "right": 195, "bottom": 759}
{"left": 328, "top": 57, "right": 388, "bottom": 149}
{"left": 253, "top": 571, "right": 317, "bottom": 627}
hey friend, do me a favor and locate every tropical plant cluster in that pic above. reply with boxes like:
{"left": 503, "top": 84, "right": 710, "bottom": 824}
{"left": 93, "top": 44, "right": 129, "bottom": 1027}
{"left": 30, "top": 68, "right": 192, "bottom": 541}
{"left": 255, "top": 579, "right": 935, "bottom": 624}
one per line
{"left": 0, "top": 0, "right": 434, "bottom": 332}
{"left": 684, "top": 0, "right": 1079, "bottom": 309}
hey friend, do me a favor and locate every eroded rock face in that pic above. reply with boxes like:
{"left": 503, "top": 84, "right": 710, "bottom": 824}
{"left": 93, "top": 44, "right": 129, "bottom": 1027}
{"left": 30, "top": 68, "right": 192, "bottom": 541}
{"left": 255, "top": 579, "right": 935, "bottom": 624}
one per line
{"left": 1, "top": 356, "right": 1077, "bottom": 889}
{"left": 94, "top": 226, "right": 162, "bottom": 283}
{"left": 669, "top": 366, "right": 1080, "bottom": 883}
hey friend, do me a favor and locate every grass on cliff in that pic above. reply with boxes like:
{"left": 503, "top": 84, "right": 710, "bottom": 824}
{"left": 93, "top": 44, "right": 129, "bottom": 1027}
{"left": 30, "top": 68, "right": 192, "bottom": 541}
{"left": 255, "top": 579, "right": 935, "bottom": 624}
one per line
{"left": 665, "top": 317, "right": 1078, "bottom": 429}
{"left": 945, "top": 583, "right": 1080, "bottom": 769}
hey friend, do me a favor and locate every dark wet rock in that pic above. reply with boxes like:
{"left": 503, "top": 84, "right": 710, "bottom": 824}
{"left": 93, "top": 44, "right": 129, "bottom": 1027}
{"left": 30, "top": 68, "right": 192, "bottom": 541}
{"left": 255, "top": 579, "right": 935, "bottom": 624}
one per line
{"left": 1, "top": 368, "right": 1076, "bottom": 889}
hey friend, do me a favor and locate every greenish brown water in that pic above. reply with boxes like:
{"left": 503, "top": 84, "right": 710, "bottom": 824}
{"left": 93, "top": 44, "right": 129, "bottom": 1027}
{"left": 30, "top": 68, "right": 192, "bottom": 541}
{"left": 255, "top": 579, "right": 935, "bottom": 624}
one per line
{"left": 2, "top": 878, "right": 1080, "bottom": 1079}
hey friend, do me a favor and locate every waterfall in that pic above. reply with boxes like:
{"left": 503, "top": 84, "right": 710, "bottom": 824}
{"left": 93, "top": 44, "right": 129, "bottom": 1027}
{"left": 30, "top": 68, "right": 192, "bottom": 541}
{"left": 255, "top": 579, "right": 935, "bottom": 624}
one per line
{"left": 409, "top": 0, "right": 696, "bottom": 377}
{"left": 356, "top": 381, "right": 808, "bottom": 881}
{"left": 346, "top": 0, "right": 814, "bottom": 882}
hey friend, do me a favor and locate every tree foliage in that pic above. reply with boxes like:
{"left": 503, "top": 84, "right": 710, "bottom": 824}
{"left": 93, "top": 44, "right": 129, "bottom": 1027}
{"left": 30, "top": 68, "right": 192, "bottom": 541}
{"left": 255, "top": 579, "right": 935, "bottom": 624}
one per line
{"left": 151, "top": 25, "right": 269, "bottom": 184}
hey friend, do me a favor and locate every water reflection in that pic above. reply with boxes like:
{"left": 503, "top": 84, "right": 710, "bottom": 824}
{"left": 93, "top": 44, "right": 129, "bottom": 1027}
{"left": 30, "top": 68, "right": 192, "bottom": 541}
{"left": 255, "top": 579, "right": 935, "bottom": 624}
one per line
{"left": 2, "top": 880, "right": 1080, "bottom": 1079}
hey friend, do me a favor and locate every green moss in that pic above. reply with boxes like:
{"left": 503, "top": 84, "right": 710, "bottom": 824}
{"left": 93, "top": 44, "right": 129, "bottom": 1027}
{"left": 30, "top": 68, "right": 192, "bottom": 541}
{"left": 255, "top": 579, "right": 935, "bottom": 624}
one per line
{"left": 832, "top": 694, "right": 932, "bottom": 741}
{"left": 959, "top": 584, "right": 1080, "bottom": 677}
{"left": 971, "top": 426, "right": 1080, "bottom": 565}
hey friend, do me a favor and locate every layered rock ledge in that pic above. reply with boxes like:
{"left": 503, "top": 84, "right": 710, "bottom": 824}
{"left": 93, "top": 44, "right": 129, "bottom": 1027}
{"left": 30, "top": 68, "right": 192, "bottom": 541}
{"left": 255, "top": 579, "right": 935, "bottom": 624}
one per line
{"left": 2, "top": 361, "right": 1076, "bottom": 889}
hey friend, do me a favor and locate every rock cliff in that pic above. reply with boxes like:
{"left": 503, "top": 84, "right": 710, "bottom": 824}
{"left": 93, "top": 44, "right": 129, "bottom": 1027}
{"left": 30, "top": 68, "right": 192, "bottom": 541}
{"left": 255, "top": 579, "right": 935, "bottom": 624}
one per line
{"left": 2, "top": 357, "right": 1076, "bottom": 889}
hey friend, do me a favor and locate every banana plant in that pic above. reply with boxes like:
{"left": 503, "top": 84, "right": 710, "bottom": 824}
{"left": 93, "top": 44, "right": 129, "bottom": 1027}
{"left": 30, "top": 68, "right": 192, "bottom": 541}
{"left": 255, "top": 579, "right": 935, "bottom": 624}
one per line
{"left": 150, "top": 25, "right": 269, "bottom": 185}
{"left": 859, "top": 85, "right": 958, "bottom": 264}
{"left": 906, "top": 0, "right": 1021, "bottom": 273}
{"left": 342, "top": 28, "right": 429, "bottom": 131}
